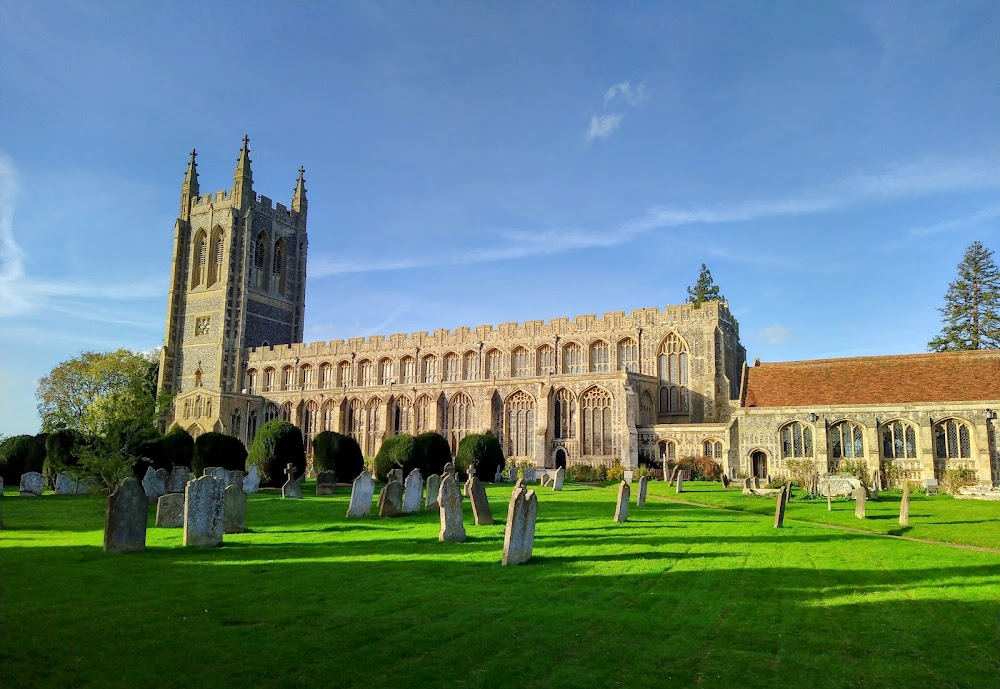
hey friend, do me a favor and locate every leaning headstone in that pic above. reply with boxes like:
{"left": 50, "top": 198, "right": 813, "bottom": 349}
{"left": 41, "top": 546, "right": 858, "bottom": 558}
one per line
{"left": 514, "top": 478, "right": 526, "bottom": 492}
{"left": 226, "top": 470, "right": 246, "bottom": 488}
{"left": 167, "top": 466, "right": 190, "bottom": 493}
{"left": 553, "top": 467, "right": 565, "bottom": 491}
{"left": 502, "top": 486, "right": 538, "bottom": 566}
{"left": 467, "top": 476, "right": 494, "bottom": 525}
{"left": 315, "top": 470, "right": 337, "bottom": 496}
{"left": 675, "top": 472, "right": 684, "bottom": 494}
{"left": 899, "top": 479, "right": 911, "bottom": 526}
{"left": 282, "top": 463, "right": 302, "bottom": 499}
{"left": 853, "top": 484, "right": 867, "bottom": 519}
{"left": 437, "top": 475, "right": 466, "bottom": 542}
{"left": 155, "top": 493, "right": 185, "bottom": 527}
{"left": 925, "top": 478, "right": 939, "bottom": 496}
{"left": 104, "top": 477, "right": 147, "bottom": 553}
{"left": 183, "top": 475, "right": 225, "bottom": 547}
{"left": 142, "top": 467, "right": 166, "bottom": 502}
{"left": 783, "top": 481, "right": 792, "bottom": 508}
{"left": 223, "top": 484, "right": 247, "bottom": 534}
{"left": 54, "top": 472, "right": 77, "bottom": 495}
{"left": 443, "top": 462, "right": 457, "bottom": 480}
{"left": 636, "top": 475, "right": 648, "bottom": 507}
{"left": 614, "top": 480, "right": 630, "bottom": 523}
{"left": 19, "top": 472, "right": 43, "bottom": 496}
{"left": 540, "top": 472, "right": 551, "bottom": 487}
{"left": 243, "top": 465, "right": 260, "bottom": 494}
{"left": 346, "top": 471, "right": 375, "bottom": 517}
{"left": 668, "top": 466, "right": 679, "bottom": 486}
{"left": 425, "top": 474, "right": 442, "bottom": 510}
{"left": 402, "top": 469, "right": 423, "bottom": 513}
{"left": 774, "top": 486, "right": 787, "bottom": 528}
{"left": 721, "top": 474, "right": 731, "bottom": 489}
{"left": 378, "top": 480, "right": 404, "bottom": 517}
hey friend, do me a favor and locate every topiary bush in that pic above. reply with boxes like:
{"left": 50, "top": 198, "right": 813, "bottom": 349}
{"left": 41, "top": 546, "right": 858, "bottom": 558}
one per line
{"left": 455, "top": 432, "right": 505, "bottom": 481}
{"left": 312, "top": 431, "right": 364, "bottom": 482}
{"left": 412, "top": 432, "right": 451, "bottom": 477}
{"left": 373, "top": 433, "right": 416, "bottom": 483}
{"left": 42, "top": 428, "right": 85, "bottom": 488}
{"left": 246, "top": 420, "right": 306, "bottom": 487}
{"left": 193, "top": 432, "right": 248, "bottom": 475}
{"left": 137, "top": 427, "right": 194, "bottom": 471}
{"left": 0, "top": 434, "right": 48, "bottom": 484}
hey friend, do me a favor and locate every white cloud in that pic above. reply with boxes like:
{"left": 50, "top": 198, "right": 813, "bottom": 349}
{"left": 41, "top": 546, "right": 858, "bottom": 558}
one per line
{"left": 586, "top": 113, "right": 624, "bottom": 141}
{"left": 759, "top": 324, "right": 792, "bottom": 345}
{"left": 882, "top": 203, "right": 1000, "bottom": 250}
{"left": 604, "top": 81, "right": 648, "bottom": 107}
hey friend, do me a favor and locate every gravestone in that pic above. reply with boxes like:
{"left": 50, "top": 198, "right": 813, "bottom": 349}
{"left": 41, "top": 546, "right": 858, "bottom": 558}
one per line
{"left": 183, "top": 475, "right": 225, "bottom": 547}
{"left": 155, "top": 493, "right": 185, "bottom": 527}
{"left": 226, "top": 470, "right": 246, "bottom": 488}
{"left": 553, "top": 467, "right": 565, "bottom": 491}
{"left": 19, "top": 472, "right": 43, "bottom": 496}
{"left": 142, "top": 467, "right": 166, "bottom": 503}
{"left": 636, "top": 475, "right": 648, "bottom": 507}
{"left": 668, "top": 467, "right": 679, "bottom": 486}
{"left": 389, "top": 468, "right": 404, "bottom": 484}
{"left": 743, "top": 477, "right": 752, "bottom": 491}
{"left": 752, "top": 476, "right": 760, "bottom": 490}
{"left": 54, "top": 472, "right": 78, "bottom": 495}
{"left": 502, "top": 485, "right": 538, "bottom": 566}
{"left": 282, "top": 463, "right": 302, "bottom": 499}
{"left": 223, "top": 484, "right": 247, "bottom": 534}
{"left": 378, "top": 480, "right": 404, "bottom": 517}
{"left": 773, "top": 486, "right": 787, "bottom": 528}
{"left": 425, "top": 474, "right": 442, "bottom": 510}
{"left": 899, "top": 479, "right": 911, "bottom": 526}
{"left": 675, "top": 472, "right": 684, "bottom": 494}
{"left": 155, "top": 468, "right": 169, "bottom": 485}
{"left": 402, "top": 469, "right": 423, "bottom": 513}
{"left": 783, "top": 481, "right": 792, "bottom": 508}
{"left": 467, "top": 476, "right": 494, "bottom": 525}
{"left": 540, "top": 472, "right": 551, "bottom": 487}
{"left": 437, "top": 475, "right": 466, "bottom": 542}
{"left": 346, "top": 471, "right": 375, "bottom": 517}
{"left": 494, "top": 466, "right": 502, "bottom": 483}
{"left": 827, "top": 493, "right": 832, "bottom": 511}
{"left": 104, "top": 477, "right": 147, "bottom": 553}
{"left": 523, "top": 467, "right": 537, "bottom": 483}
{"left": 167, "top": 466, "right": 190, "bottom": 493}
{"left": 721, "top": 474, "right": 731, "bottom": 489}
{"left": 614, "top": 481, "right": 630, "bottom": 522}
{"left": 315, "top": 470, "right": 337, "bottom": 496}
{"left": 925, "top": 478, "right": 939, "bottom": 496}
{"left": 507, "top": 466, "right": 518, "bottom": 482}
{"left": 203, "top": 466, "right": 220, "bottom": 478}
{"left": 443, "top": 462, "right": 456, "bottom": 480}
{"left": 853, "top": 484, "right": 867, "bottom": 519}
{"left": 243, "top": 465, "right": 260, "bottom": 493}
{"left": 623, "top": 470, "right": 634, "bottom": 483}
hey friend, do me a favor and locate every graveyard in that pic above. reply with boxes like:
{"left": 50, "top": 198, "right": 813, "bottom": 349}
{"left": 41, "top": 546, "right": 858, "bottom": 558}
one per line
{"left": 2, "top": 478, "right": 999, "bottom": 689}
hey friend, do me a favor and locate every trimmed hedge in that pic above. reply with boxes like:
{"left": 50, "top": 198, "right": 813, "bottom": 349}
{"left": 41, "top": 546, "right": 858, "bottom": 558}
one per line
{"left": 137, "top": 427, "right": 194, "bottom": 471}
{"left": 246, "top": 420, "right": 306, "bottom": 487}
{"left": 0, "top": 434, "right": 48, "bottom": 484}
{"left": 193, "top": 432, "right": 248, "bottom": 475}
{"left": 373, "top": 434, "right": 416, "bottom": 483}
{"left": 42, "top": 429, "right": 84, "bottom": 488}
{"left": 312, "top": 431, "right": 364, "bottom": 482}
{"left": 412, "top": 432, "right": 451, "bottom": 478}
{"left": 454, "top": 431, "right": 505, "bottom": 481}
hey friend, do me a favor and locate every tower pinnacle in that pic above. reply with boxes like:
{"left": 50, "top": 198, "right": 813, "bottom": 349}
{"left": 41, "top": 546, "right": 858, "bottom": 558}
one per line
{"left": 233, "top": 135, "right": 253, "bottom": 201}
{"left": 179, "top": 149, "right": 199, "bottom": 217}
{"left": 292, "top": 166, "right": 307, "bottom": 214}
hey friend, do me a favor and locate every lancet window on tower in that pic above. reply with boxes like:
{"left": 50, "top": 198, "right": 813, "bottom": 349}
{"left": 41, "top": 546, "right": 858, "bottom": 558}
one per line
{"left": 590, "top": 340, "right": 610, "bottom": 373}
{"left": 272, "top": 239, "right": 286, "bottom": 296}
{"left": 253, "top": 233, "right": 268, "bottom": 289}
{"left": 191, "top": 230, "right": 208, "bottom": 289}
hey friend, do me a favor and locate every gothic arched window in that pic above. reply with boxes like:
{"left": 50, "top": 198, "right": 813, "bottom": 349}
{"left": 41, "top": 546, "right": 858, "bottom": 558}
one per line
{"left": 830, "top": 420, "right": 865, "bottom": 460}
{"left": 208, "top": 227, "right": 224, "bottom": 286}
{"left": 881, "top": 420, "right": 917, "bottom": 459}
{"left": 447, "top": 392, "right": 474, "bottom": 454}
{"left": 253, "top": 232, "right": 268, "bottom": 289}
{"left": 485, "top": 349, "right": 503, "bottom": 379}
{"left": 401, "top": 356, "right": 416, "bottom": 385}
{"left": 246, "top": 369, "right": 258, "bottom": 395}
{"left": 618, "top": 338, "right": 638, "bottom": 373}
{"left": 347, "top": 398, "right": 364, "bottom": 445}
{"left": 366, "top": 398, "right": 383, "bottom": 457}
{"left": 640, "top": 390, "right": 654, "bottom": 426}
{"left": 321, "top": 399, "right": 337, "bottom": 431}
{"left": 191, "top": 229, "right": 208, "bottom": 289}
{"left": 780, "top": 421, "right": 814, "bottom": 459}
{"left": 264, "top": 368, "right": 275, "bottom": 392}
{"left": 359, "top": 359, "right": 374, "bottom": 387}
{"left": 444, "top": 353, "right": 461, "bottom": 382}
{"left": 414, "top": 395, "right": 431, "bottom": 434}
{"left": 562, "top": 343, "right": 582, "bottom": 374}
{"left": 337, "top": 360, "right": 351, "bottom": 387}
{"left": 320, "top": 363, "right": 334, "bottom": 389}
{"left": 393, "top": 396, "right": 412, "bottom": 435}
{"left": 512, "top": 347, "right": 531, "bottom": 378}
{"left": 581, "top": 386, "right": 613, "bottom": 456}
{"left": 300, "top": 364, "right": 314, "bottom": 390}
{"left": 504, "top": 391, "right": 535, "bottom": 458}
{"left": 933, "top": 418, "right": 972, "bottom": 459}
{"left": 703, "top": 439, "right": 722, "bottom": 459}
{"left": 553, "top": 388, "right": 576, "bottom": 440}
{"left": 590, "top": 340, "right": 610, "bottom": 373}
{"left": 421, "top": 355, "right": 438, "bottom": 384}
{"left": 536, "top": 345, "right": 554, "bottom": 375}
{"left": 272, "top": 239, "right": 287, "bottom": 295}
{"left": 657, "top": 333, "right": 689, "bottom": 413}
{"left": 462, "top": 351, "right": 478, "bottom": 381}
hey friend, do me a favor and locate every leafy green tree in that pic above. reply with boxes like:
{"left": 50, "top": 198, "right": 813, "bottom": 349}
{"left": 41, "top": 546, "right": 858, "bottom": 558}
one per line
{"left": 373, "top": 433, "right": 416, "bottom": 483}
{"left": 246, "top": 420, "right": 306, "bottom": 487}
{"left": 0, "top": 434, "right": 48, "bottom": 483}
{"left": 928, "top": 241, "right": 1000, "bottom": 351}
{"left": 686, "top": 264, "right": 724, "bottom": 307}
{"left": 42, "top": 428, "right": 86, "bottom": 488}
{"left": 455, "top": 431, "right": 505, "bottom": 481}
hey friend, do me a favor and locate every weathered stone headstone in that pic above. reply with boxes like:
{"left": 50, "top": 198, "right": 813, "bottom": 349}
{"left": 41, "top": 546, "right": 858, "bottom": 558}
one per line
{"left": 668, "top": 466, "right": 679, "bottom": 486}
{"left": 827, "top": 493, "right": 832, "bottom": 511}
{"left": 104, "top": 477, "right": 147, "bottom": 553}
{"left": 389, "top": 468, "right": 404, "bottom": 484}
{"left": 502, "top": 485, "right": 538, "bottom": 566}
{"left": 854, "top": 484, "right": 867, "bottom": 519}
{"left": 494, "top": 466, "right": 502, "bottom": 483}
{"left": 282, "top": 463, "right": 302, "bottom": 499}
{"left": 623, "top": 470, "right": 634, "bottom": 483}
{"left": 437, "top": 475, "right": 466, "bottom": 542}
{"left": 925, "top": 478, "right": 939, "bottom": 496}
{"left": 226, "top": 470, "right": 245, "bottom": 488}
{"left": 899, "top": 479, "right": 911, "bottom": 526}
{"left": 540, "top": 472, "right": 551, "bottom": 487}
{"left": 443, "top": 462, "right": 456, "bottom": 480}
{"left": 155, "top": 493, "right": 185, "bottom": 527}
{"left": 346, "top": 470, "right": 375, "bottom": 517}
{"left": 425, "top": 473, "right": 442, "bottom": 510}
{"left": 636, "top": 475, "right": 648, "bottom": 507}
{"left": 203, "top": 466, "right": 222, "bottom": 479}
{"left": 514, "top": 478, "right": 525, "bottom": 492}
{"left": 783, "top": 481, "right": 792, "bottom": 508}
{"left": 223, "top": 484, "right": 247, "bottom": 534}
{"left": 721, "top": 474, "right": 731, "bottom": 489}
{"left": 614, "top": 480, "right": 630, "bottom": 523}
{"left": 817, "top": 474, "right": 860, "bottom": 497}
{"left": 507, "top": 466, "right": 518, "bottom": 482}
{"left": 183, "top": 475, "right": 225, "bottom": 547}
{"left": 54, "top": 472, "right": 78, "bottom": 495}
{"left": 243, "top": 464, "right": 260, "bottom": 493}
{"left": 19, "top": 472, "right": 43, "bottom": 496}
{"left": 752, "top": 476, "right": 760, "bottom": 490}
{"left": 467, "top": 476, "right": 494, "bottom": 525}
{"left": 523, "top": 467, "right": 536, "bottom": 483}
{"left": 315, "top": 470, "right": 337, "bottom": 496}
{"left": 167, "top": 466, "right": 190, "bottom": 493}
{"left": 155, "top": 467, "right": 169, "bottom": 484}
{"left": 774, "top": 486, "right": 787, "bottom": 528}
{"left": 402, "top": 469, "right": 423, "bottom": 513}
{"left": 378, "top": 480, "right": 404, "bottom": 517}
{"left": 553, "top": 467, "right": 565, "bottom": 491}
{"left": 675, "top": 472, "right": 684, "bottom": 494}
{"left": 142, "top": 467, "right": 166, "bottom": 502}
{"left": 743, "top": 477, "right": 752, "bottom": 492}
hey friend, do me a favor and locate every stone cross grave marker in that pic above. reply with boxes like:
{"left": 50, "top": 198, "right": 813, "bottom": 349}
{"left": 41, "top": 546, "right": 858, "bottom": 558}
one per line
{"left": 614, "top": 480, "right": 630, "bottom": 523}
{"left": 443, "top": 462, "right": 456, "bottom": 480}
{"left": 378, "top": 480, "right": 403, "bottom": 517}
{"left": 437, "top": 475, "right": 466, "bottom": 542}
{"left": 104, "top": 477, "right": 147, "bottom": 553}
{"left": 223, "top": 484, "right": 247, "bottom": 534}
{"left": 425, "top": 474, "right": 441, "bottom": 510}
{"left": 899, "top": 479, "right": 911, "bottom": 526}
{"left": 553, "top": 467, "right": 565, "bottom": 491}
{"left": 467, "top": 476, "right": 494, "bottom": 525}
{"left": 155, "top": 493, "right": 184, "bottom": 527}
{"left": 773, "top": 486, "right": 787, "bottom": 528}
{"left": 402, "top": 469, "right": 423, "bottom": 513}
{"left": 282, "top": 463, "right": 302, "bottom": 499}
{"left": 502, "top": 485, "right": 538, "bottom": 566}
{"left": 854, "top": 483, "right": 867, "bottom": 519}
{"left": 636, "top": 475, "right": 648, "bottom": 507}
{"left": 346, "top": 470, "right": 374, "bottom": 517}
{"left": 315, "top": 470, "right": 337, "bottom": 496}
{"left": 19, "top": 472, "right": 43, "bottom": 496}
{"left": 183, "top": 475, "right": 225, "bottom": 547}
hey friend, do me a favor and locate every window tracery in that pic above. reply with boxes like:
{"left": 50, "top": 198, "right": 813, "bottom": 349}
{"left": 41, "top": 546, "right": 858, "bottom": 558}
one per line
{"left": 590, "top": 340, "right": 610, "bottom": 373}
{"left": 536, "top": 345, "right": 554, "bottom": 375}
{"left": 512, "top": 347, "right": 531, "bottom": 378}
{"left": 401, "top": 356, "right": 416, "bottom": 385}
{"left": 553, "top": 388, "right": 576, "bottom": 440}
{"left": 447, "top": 392, "right": 474, "bottom": 454}
{"left": 504, "top": 390, "right": 535, "bottom": 458}
{"left": 421, "top": 355, "right": 438, "bottom": 384}
{"left": 830, "top": 420, "right": 865, "bottom": 460}
{"left": 462, "top": 351, "right": 477, "bottom": 381}
{"left": 359, "top": 359, "right": 374, "bottom": 386}
{"left": 337, "top": 360, "right": 351, "bottom": 387}
{"left": 562, "top": 343, "right": 582, "bottom": 374}
{"left": 414, "top": 395, "right": 431, "bottom": 434}
{"left": 703, "top": 439, "right": 722, "bottom": 459}
{"left": 657, "top": 333, "right": 689, "bottom": 413}
{"left": 780, "top": 422, "right": 814, "bottom": 458}
{"left": 444, "top": 353, "right": 461, "bottom": 382}
{"left": 934, "top": 419, "right": 972, "bottom": 459}
{"left": 881, "top": 420, "right": 917, "bottom": 459}
{"left": 485, "top": 349, "right": 503, "bottom": 379}
{"left": 581, "top": 386, "right": 613, "bottom": 456}
{"left": 618, "top": 338, "right": 638, "bottom": 373}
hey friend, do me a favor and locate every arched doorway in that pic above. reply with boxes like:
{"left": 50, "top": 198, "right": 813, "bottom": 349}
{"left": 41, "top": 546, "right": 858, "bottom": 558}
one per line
{"left": 554, "top": 448, "right": 567, "bottom": 470}
{"left": 750, "top": 450, "right": 768, "bottom": 479}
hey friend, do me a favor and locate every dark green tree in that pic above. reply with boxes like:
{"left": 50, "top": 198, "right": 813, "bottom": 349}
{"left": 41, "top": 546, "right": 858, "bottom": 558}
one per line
{"left": 312, "top": 431, "right": 364, "bottom": 481}
{"left": 372, "top": 433, "right": 416, "bottom": 483}
{"left": 0, "top": 434, "right": 48, "bottom": 483}
{"left": 686, "top": 264, "right": 724, "bottom": 307}
{"left": 928, "top": 241, "right": 1000, "bottom": 351}
{"left": 455, "top": 431, "right": 505, "bottom": 481}
{"left": 246, "top": 420, "right": 306, "bottom": 487}
{"left": 192, "top": 432, "right": 248, "bottom": 475}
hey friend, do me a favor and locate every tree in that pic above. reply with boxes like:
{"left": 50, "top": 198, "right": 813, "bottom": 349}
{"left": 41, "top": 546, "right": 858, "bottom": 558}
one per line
{"left": 312, "top": 431, "right": 364, "bottom": 481}
{"left": 455, "top": 432, "right": 505, "bottom": 481}
{"left": 928, "top": 241, "right": 1000, "bottom": 351}
{"left": 192, "top": 432, "right": 248, "bottom": 475}
{"left": 246, "top": 420, "right": 306, "bottom": 487}
{"left": 0, "top": 434, "right": 47, "bottom": 483}
{"left": 686, "top": 264, "right": 724, "bottom": 307}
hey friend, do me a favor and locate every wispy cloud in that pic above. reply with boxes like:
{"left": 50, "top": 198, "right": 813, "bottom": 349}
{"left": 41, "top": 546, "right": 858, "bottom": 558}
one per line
{"left": 604, "top": 81, "right": 647, "bottom": 107}
{"left": 882, "top": 203, "right": 1000, "bottom": 250}
{"left": 585, "top": 80, "right": 647, "bottom": 141}
{"left": 759, "top": 324, "right": 792, "bottom": 345}
{"left": 586, "top": 114, "right": 625, "bottom": 141}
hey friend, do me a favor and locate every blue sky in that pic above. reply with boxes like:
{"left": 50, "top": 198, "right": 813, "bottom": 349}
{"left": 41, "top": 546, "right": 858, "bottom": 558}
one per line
{"left": 1, "top": 1, "right": 998, "bottom": 436}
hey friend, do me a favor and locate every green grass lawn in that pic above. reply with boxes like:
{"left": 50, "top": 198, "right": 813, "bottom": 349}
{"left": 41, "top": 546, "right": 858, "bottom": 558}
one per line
{"left": 2, "top": 482, "right": 999, "bottom": 689}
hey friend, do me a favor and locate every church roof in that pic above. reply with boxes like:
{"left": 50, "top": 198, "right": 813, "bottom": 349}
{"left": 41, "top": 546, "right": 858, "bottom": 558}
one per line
{"left": 742, "top": 350, "right": 1000, "bottom": 408}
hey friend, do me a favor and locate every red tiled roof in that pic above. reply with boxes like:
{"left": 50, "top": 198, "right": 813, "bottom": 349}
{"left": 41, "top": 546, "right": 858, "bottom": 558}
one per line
{"left": 742, "top": 350, "right": 1000, "bottom": 408}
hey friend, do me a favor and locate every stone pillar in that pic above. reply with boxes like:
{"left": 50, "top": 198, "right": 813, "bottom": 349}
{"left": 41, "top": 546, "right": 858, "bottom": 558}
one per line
{"left": 623, "top": 384, "right": 638, "bottom": 469}
{"left": 975, "top": 415, "right": 992, "bottom": 484}
{"left": 918, "top": 418, "right": 936, "bottom": 481}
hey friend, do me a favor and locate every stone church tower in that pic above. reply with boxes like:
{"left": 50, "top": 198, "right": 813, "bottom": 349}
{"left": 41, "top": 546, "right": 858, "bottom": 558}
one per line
{"left": 157, "top": 137, "right": 308, "bottom": 435}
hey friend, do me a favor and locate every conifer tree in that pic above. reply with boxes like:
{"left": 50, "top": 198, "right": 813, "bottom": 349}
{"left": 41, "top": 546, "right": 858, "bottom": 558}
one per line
{"left": 686, "top": 264, "right": 724, "bottom": 307}
{"left": 928, "top": 241, "right": 1000, "bottom": 351}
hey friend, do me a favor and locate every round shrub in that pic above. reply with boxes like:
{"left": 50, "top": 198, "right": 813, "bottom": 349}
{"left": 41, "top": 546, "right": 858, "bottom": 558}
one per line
{"left": 372, "top": 434, "right": 416, "bottom": 483}
{"left": 138, "top": 427, "right": 194, "bottom": 471}
{"left": 43, "top": 429, "right": 85, "bottom": 488}
{"left": 412, "top": 432, "right": 451, "bottom": 477}
{"left": 0, "top": 434, "right": 48, "bottom": 484}
{"left": 246, "top": 420, "right": 306, "bottom": 487}
{"left": 455, "top": 432, "right": 505, "bottom": 481}
{"left": 193, "top": 432, "right": 248, "bottom": 475}
{"left": 312, "top": 431, "right": 364, "bottom": 482}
